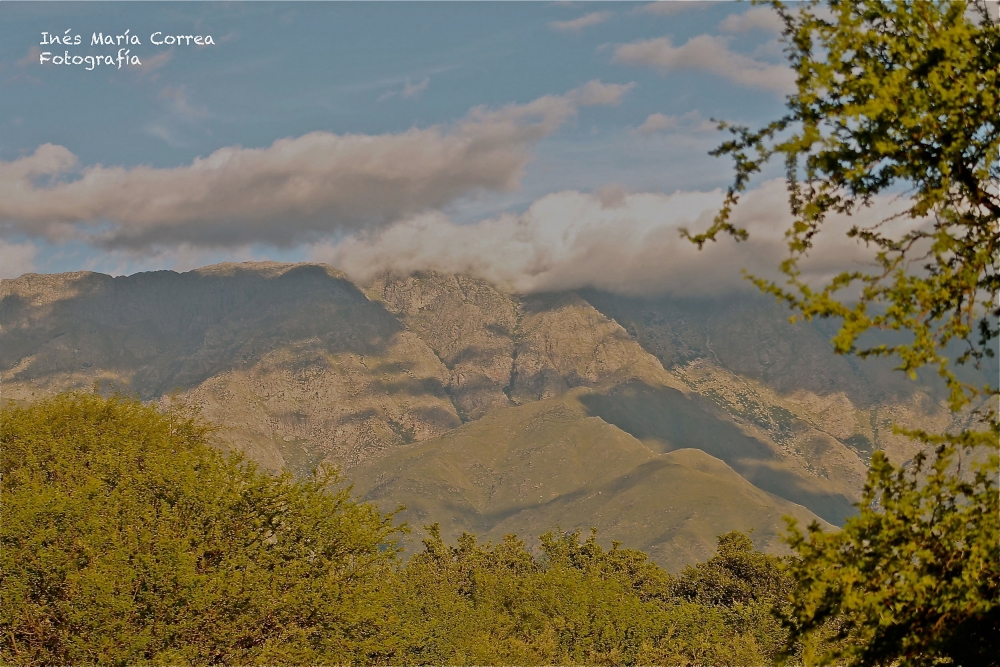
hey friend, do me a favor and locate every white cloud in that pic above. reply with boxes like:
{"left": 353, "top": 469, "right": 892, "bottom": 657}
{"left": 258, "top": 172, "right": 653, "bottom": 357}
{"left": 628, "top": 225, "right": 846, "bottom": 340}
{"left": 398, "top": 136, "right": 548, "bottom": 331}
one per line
{"left": 158, "top": 85, "right": 207, "bottom": 119}
{"left": 0, "top": 81, "right": 628, "bottom": 251}
{"left": 567, "top": 80, "right": 635, "bottom": 106}
{"left": 133, "top": 49, "right": 173, "bottom": 78}
{"left": 637, "top": 113, "right": 677, "bottom": 135}
{"left": 719, "top": 6, "right": 785, "bottom": 34}
{"left": 550, "top": 11, "right": 613, "bottom": 32}
{"left": 641, "top": 2, "right": 708, "bottom": 17}
{"left": 613, "top": 34, "right": 795, "bottom": 94}
{"left": 0, "top": 240, "right": 37, "bottom": 278}
{"left": 636, "top": 110, "right": 715, "bottom": 135}
{"left": 752, "top": 38, "right": 786, "bottom": 61}
{"left": 144, "top": 124, "right": 189, "bottom": 148}
{"left": 401, "top": 77, "right": 430, "bottom": 99}
{"left": 311, "top": 180, "right": 919, "bottom": 297}
{"left": 381, "top": 76, "right": 432, "bottom": 101}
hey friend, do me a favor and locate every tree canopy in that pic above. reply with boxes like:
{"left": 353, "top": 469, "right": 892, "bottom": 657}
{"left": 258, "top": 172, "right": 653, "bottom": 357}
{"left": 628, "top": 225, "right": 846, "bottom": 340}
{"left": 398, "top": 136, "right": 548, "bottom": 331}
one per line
{"left": 695, "top": 1, "right": 999, "bottom": 665}
{"left": 1, "top": 392, "right": 403, "bottom": 665}
{"left": 691, "top": 0, "right": 998, "bottom": 413}
{"left": 1, "top": 391, "right": 807, "bottom": 666}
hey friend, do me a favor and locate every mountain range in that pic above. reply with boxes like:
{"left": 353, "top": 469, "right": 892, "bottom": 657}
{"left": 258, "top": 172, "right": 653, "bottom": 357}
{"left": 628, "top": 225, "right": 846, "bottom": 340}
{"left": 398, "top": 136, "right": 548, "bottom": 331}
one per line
{"left": 2, "top": 262, "right": 984, "bottom": 570}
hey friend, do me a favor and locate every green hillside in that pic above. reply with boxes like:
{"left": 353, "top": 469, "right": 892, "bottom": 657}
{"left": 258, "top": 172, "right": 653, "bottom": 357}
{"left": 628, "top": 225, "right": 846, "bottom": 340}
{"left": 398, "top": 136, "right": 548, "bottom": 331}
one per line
{"left": 576, "top": 379, "right": 858, "bottom": 524}
{"left": 350, "top": 387, "right": 829, "bottom": 571}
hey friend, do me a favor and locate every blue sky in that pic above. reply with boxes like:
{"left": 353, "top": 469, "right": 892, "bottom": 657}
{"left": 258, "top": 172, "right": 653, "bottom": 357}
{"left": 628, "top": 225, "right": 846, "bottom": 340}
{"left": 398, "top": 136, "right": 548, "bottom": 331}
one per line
{"left": 0, "top": 1, "right": 806, "bottom": 291}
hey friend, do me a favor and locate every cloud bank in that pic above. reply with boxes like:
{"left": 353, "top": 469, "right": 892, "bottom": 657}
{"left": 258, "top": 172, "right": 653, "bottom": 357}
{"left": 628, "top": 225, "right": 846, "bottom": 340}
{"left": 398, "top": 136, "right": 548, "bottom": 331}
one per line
{"left": 312, "top": 180, "right": 918, "bottom": 297}
{"left": 0, "top": 81, "right": 631, "bottom": 251}
{"left": 613, "top": 34, "right": 795, "bottom": 94}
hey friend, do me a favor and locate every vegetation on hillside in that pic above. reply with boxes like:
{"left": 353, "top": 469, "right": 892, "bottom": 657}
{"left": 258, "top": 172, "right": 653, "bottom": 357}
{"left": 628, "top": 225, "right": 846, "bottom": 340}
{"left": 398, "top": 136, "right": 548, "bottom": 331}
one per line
{"left": 350, "top": 387, "right": 833, "bottom": 572}
{"left": 1, "top": 392, "right": 402, "bottom": 665}
{"left": 2, "top": 392, "right": 805, "bottom": 666}
{"left": 696, "top": 1, "right": 999, "bottom": 664}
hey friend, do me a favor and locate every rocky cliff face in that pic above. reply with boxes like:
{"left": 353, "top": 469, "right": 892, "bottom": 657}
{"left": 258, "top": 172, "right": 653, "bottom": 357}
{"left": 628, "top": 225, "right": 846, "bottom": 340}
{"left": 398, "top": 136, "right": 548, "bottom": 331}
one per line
{"left": 1, "top": 264, "right": 461, "bottom": 471}
{"left": 3, "top": 262, "right": 983, "bottom": 566}
{"left": 579, "top": 290, "right": 973, "bottom": 466}
{"left": 364, "top": 273, "right": 518, "bottom": 420}
{"left": 362, "top": 274, "right": 670, "bottom": 416}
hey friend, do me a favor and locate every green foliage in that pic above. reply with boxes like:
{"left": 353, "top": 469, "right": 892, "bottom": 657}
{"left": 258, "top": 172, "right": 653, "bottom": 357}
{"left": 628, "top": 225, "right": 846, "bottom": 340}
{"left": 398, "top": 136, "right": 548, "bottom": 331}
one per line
{"left": 670, "top": 531, "right": 795, "bottom": 663}
{"left": 688, "top": 0, "right": 998, "bottom": 411}
{"left": 0, "top": 391, "right": 805, "bottom": 665}
{"left": 674, "top": 531, "right": 792, "bottom": 609}
{"left": 686, "top": 1, "right": 999, "bottom": 664}
{"left": 1, "top": 392, "right": 403, "bottom": 666}
{"left": 782, "top": 434, "right": 1000, "bottom": 667}
{"left": 387, "top": 526, "right": 789, "bottom": 666}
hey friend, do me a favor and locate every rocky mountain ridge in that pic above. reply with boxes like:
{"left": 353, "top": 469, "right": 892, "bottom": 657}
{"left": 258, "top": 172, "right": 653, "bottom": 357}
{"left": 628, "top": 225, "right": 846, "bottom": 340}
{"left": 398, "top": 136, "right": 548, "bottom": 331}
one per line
{"left": 2, "top": 262, "right": 980, "bottom": 567}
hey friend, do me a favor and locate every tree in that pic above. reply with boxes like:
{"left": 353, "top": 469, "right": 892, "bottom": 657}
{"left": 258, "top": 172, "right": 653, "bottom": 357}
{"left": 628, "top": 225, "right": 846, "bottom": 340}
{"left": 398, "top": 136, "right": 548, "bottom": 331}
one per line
{"left": 783, "top": 439, "right": 998, "bottom": 667}
{"left": 691, "top": 1, "right": 999, "bottom": 664}
{"left": 0, "top": 392, "right": 403, "bottom": 665}
{"left": 386, "top": 526, "right": 786, "bottom": 666}
{"left": 672, "top": 531, "right": 794, "bottom": 661}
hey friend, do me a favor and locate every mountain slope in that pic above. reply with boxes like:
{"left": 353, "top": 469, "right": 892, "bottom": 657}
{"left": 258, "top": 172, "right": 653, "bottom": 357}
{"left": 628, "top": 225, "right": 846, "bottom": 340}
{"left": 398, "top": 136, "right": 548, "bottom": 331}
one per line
{"left": 580, "top": 290, "right": 981, "bottom": 466}
{"left": 349, "top": 387, "right": 830, "bottom": 571}
{"left": 0, "top": 263, "right": 461, "bottom": 471}
{"left": 363, "top": 273, "right": 864, "bottom": 524}
{"left": 2, "top": 261, "right": 970, "bottom": 567}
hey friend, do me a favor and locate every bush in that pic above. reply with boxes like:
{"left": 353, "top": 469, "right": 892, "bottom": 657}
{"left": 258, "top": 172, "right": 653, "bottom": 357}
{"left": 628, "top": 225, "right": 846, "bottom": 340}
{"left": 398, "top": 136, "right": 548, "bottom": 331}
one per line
{"left": 0, "top": 392, "right": 402, "bottom": 666}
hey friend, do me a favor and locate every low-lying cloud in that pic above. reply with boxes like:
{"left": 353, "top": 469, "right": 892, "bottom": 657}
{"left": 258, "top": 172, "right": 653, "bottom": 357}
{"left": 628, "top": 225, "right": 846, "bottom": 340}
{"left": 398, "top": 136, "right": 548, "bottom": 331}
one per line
{"left": 312, "top": 180, "right": 919, "bottom": 296}
{"left": 0, "top": 81, "right": 631, "bottom": 251}
{"left": 613, "top": 34, "right": 795, "bottom": 94}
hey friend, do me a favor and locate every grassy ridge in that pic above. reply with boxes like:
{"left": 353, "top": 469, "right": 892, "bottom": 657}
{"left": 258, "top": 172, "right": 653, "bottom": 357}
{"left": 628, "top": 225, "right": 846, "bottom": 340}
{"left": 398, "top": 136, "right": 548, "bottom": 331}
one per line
{"left": 350, "top": 387, "right": 829, "bottom": 572}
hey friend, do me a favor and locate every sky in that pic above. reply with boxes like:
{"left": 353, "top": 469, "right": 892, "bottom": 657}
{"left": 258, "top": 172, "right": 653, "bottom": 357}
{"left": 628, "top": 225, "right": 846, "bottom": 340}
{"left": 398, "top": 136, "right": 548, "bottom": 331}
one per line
{"left": 0, "top": 0, "right": 897, "bottom": 295}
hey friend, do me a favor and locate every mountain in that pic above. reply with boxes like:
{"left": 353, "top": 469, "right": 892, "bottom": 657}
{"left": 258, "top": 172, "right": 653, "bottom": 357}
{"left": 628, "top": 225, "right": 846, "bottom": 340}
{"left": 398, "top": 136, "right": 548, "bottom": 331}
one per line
{"left": 349, "top": 387, "right": 830, "bottom": 571}
{"left": 2, "top": 262, "right": 978, "bottom": 567}
{"left": 0, "top": 264, "right": 461, "bottom": 470}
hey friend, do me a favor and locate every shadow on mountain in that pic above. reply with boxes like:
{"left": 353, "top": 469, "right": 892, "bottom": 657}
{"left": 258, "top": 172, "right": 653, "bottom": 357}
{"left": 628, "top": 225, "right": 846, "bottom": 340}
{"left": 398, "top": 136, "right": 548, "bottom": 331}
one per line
{"left": 368, "top": 376, "right": 450, "bottom": 399}
{"left": 449, "top": 344, "right": 504, "bottom": 368}
{"left": 0, "top": 264, "right": 408, "bottom": 399}
{"left": 578, "top": 289, "right": 997, "bottom": 408}
{"left": 578, "top": 379, "right": 856, "bottom": 525}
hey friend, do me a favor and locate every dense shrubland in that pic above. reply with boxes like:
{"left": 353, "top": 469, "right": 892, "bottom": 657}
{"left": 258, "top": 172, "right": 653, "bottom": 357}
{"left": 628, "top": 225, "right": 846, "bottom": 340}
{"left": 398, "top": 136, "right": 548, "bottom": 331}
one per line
{"left": 2, "top": 392, "right": 796, "bottom": 666}
{"left": 4, "top": 392, "right": 995, "bottom": 665}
